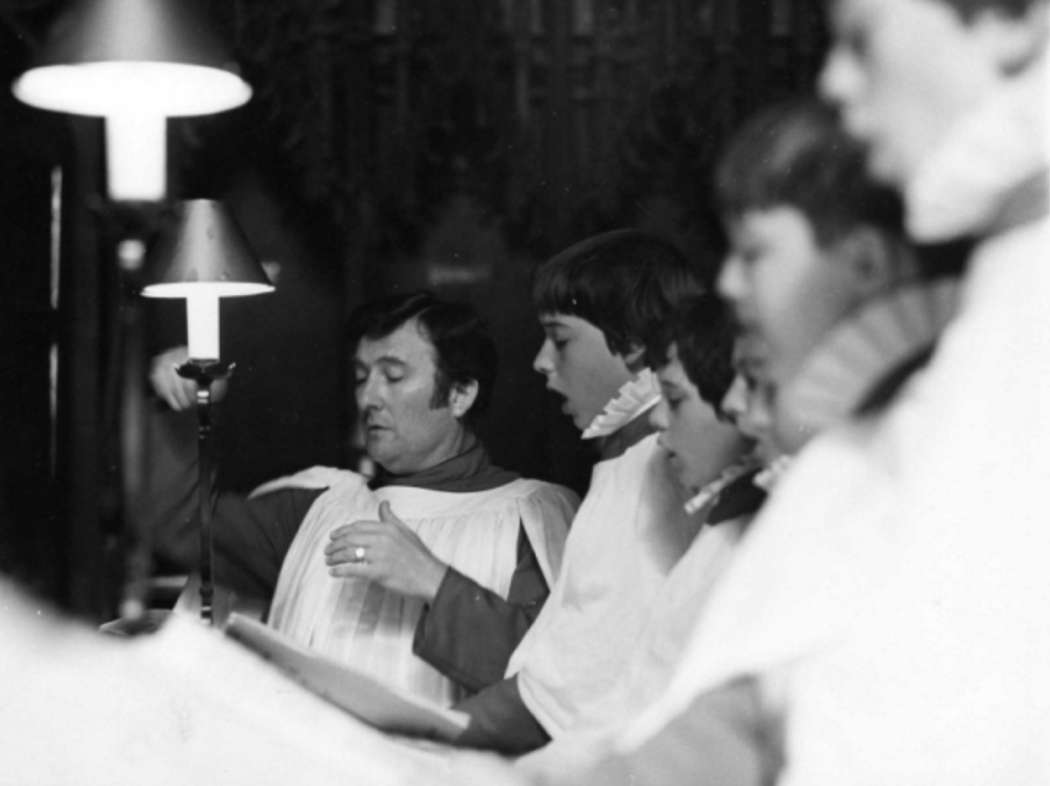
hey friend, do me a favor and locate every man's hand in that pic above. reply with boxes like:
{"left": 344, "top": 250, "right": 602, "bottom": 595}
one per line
{"left": 149, "top": 345, "right": 229, "bottom": 411}
{"left": 325, "top": 501, "right": 448, "bottom": 602}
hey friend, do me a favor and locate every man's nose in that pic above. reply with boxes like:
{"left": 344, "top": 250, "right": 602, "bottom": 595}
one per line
{"left": 357, "top": 375, "right": 383, "bottom": 410}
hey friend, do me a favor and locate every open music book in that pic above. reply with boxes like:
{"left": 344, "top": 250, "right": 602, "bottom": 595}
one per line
{"left": 224, "top": 613, "right": 470, "bottom": 742}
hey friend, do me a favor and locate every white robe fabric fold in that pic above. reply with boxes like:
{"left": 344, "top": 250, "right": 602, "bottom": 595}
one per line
{"left": 265, "top": 469, "right": 576, "bottom": 707}
{"left": 0, "top": 579, "right": 452, "bottom": 785}
{"left": 509, "top": 433, "right": 695, "bottom": 736}
{"left": 517, "top": 466, "right": 761, "bottom": 778}
{"left": 578, "top": 515, "right": 750, "bottom": 736}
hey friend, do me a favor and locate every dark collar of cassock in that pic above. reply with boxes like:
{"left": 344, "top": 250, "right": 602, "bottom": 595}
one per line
{"left": 370, "top": 439, "right": 519, "bottom": 493}
{"left": 597, "top": 409, "right": 657, "bottom": 463}
{"left": 705, "top": 466, "right": 768, "bottom": 526}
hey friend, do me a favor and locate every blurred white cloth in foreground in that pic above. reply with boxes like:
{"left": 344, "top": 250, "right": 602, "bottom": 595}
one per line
{"left": 0, "top": 578, "right": 454, "bottom": 786}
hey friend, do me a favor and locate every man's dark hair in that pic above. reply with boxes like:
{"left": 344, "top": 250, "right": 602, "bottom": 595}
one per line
{"left": 716, "top": 99, "right": 905, "bottom": 247}
{"left": 532, "top": 229, "right": 709, "bottom": 357}
{"left": 346, "top": 291, "right": 497, "bottom": 422}
{"left": 645, "top": 293, "right": 737, "bottom": 415}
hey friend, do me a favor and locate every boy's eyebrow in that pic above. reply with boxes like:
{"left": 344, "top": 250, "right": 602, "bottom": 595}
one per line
{"left": 539, "top": 317, "right": 569, "bottom": 329}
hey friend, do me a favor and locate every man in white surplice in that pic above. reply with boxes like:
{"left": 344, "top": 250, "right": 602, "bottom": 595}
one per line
{"left": 149, "top": 292, "right": 577, "bottom": 708}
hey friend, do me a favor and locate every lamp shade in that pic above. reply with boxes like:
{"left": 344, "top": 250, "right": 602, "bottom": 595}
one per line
{"left": 143, "top": 200, "right": 272, "bottom": 360}
{"left": 12, "top": 0, "right": 251, "bottom": 117}
{"left": 142, "top": 200, "right": 273, "bottom": 299}
{"left": 12, "top": 0, "right": 251, "bottom": 200}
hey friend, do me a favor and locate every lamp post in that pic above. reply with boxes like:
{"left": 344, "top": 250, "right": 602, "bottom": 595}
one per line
{"left": 12, "top": 0, "right": 251, "bottom": 201}
{"left": 142, "top": 200, "right": 273, "bottom": 624}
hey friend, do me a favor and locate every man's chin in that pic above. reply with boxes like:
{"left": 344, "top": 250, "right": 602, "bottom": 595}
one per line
{"left": 365, "top": 438, "right": 395, "bottom": 465}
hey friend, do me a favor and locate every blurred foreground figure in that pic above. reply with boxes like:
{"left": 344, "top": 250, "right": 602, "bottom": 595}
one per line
{"left": 561, "top": 2, "right": 1048, "bottom": 785}
{"left": 0, "top": 578, "right": 453, "bottom": 785}
{"left": 781, "top": 0, "right": 1049, "bottom": 780}
{"left": 519, "top": 98, "right": 926, "bottom": 786}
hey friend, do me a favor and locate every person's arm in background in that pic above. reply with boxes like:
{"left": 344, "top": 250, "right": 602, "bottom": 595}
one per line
{"left": 139, "top": 347, "right": 320, "bottom": 604}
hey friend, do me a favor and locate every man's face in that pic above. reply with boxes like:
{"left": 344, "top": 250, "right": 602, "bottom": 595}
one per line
{"left": 354, "top": 318, "right": 465, "bottom": 474}
{"left": 820, "top": 0, "right": 1002, "bottom": 186}
{"left": 533, "top": 313, "right": 634, "bottom": 432}
{"left": 649, "top": 344, "right": 740, "bottom": 493}
{"left": 717, "top": 207, "right": 863, "bottom": 388}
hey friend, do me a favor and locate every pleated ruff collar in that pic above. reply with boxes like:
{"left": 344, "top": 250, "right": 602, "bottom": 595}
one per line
{"left": 683, "top": 453, "right": 765, "bottom": 517}
{"left": 581, "top": 368, "right": 661, "bottom": 440}
{"left": 777, "top": 278, "right": 961, "bottom": 436}
{"left": 753, "top": 455, "right": 793, "bottom": 492}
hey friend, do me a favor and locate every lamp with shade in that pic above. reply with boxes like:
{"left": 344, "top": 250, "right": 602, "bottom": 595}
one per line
{"left": 12, "top": 0, "right": 251, "bottom": 201}
{"left": 142, "top": 199, "right": 273, "bottom": 623}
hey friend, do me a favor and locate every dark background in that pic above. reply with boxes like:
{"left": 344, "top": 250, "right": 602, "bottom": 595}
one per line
{"left": 0, "top": 0, "right": 826, "bottom": 620}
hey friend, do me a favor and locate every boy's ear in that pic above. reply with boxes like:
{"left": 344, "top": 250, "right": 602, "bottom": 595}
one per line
{"left": 972, "top": 3, "right": 1047, "bottom": 74}
{"left": 449, "top": 379, "right": 480, "bottom": 419}
{"left": 836, "top": 227, "right": 904, "bottom": 300}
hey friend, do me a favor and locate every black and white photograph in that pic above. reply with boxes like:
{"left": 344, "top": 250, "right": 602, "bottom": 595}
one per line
{"left": 1, "top": 1, "right": 1047, "bottom": 783}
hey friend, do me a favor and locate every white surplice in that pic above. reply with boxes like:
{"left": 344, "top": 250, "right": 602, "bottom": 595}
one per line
{"left": 265, "top": 470, "right": 576, "bottom": 707}
{"left": 0, "top": 578, "right": 455, "bottom": 786}
{"left": 507, "top": 370, "right": 699, "bottom": 736}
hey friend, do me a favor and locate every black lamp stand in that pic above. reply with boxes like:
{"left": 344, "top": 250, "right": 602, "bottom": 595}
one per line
{"left": 176, "top": 359, "right": 233, "bottom": 625}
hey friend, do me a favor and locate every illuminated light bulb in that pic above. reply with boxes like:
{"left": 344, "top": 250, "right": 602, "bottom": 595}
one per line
{"left": 186, "top": 292, "right": 220, "bottom": 361}
{"left": 106, "top": 112, "right": 165, "bottom": 201}
{"left": 11, "top": 0, "right": 251, "bottom": 202}
{"left": 141, "top": 200, "right": 273, "bottom": 361}
{"left": 15, "top": 61, "right": 250, "bottom": 201}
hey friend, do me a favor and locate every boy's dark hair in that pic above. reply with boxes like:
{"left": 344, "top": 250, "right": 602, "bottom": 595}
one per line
{"left": 646, "top": 293, "right": 737, "bottom": 414}
{"left": 532, "top": 229, "right": 709, "bottom": 357}
{"left": 346, "top": 291, "right": 497, "bottom": 423}
{"left": 716, "top": 99, "right": 905, "bottom": 247}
